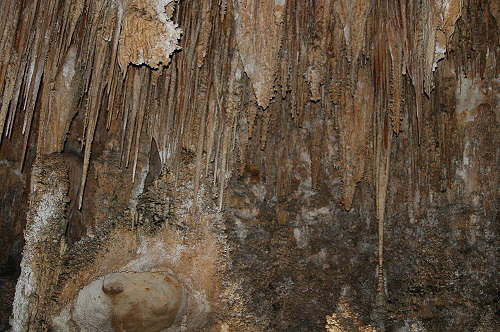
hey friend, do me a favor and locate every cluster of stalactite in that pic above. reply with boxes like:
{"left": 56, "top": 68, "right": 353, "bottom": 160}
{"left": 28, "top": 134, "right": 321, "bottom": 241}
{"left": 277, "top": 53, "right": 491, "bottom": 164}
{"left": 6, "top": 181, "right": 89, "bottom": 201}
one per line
{"left": 0, "top": 0, "right": 498, "bottom": 329}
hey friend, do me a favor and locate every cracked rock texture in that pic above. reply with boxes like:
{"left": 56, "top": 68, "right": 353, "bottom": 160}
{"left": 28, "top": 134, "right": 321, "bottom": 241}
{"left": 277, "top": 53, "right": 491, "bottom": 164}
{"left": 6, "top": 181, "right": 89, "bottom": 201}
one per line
{"left": 0, "top": 0, "right": 498, "bottom": 331}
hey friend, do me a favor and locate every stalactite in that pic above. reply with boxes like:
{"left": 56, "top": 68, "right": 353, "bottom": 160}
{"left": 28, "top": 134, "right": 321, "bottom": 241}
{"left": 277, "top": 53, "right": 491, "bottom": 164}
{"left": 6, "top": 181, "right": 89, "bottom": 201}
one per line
{"left": 246, "top": 103, "right": 257, "bottom": 141}
{"left": 213, "top": 114, "right": 222, "bottom": 186}
{"left": 196, "top": 0, "right": 212, "bottom": 68}
{"left": 205, "top": 90, "right": 218, "bottom": 176}
{"left": 259, "top": 110, "right": 270, "bottom": 151}
{"left": 218, "top": 119, "right": 231, "bottom": 210}
{"left": 333, "top": 0, "right": 371, "bottom": 64}
{"left": 339, "top": 67, "right": 374, "bottom": 211}
{"left": 0, "top": 59, "right": 17, "bottom": 144}
{"left": 388, "top": 50, "right": 403, "bottom": 134}
{"left": 2, "top": 1, "right": 494, "bottom": 330}
{"left": 399, "top": 0, "right": 463, "bottom": 142}
{"left": 124, "top": 70, "right": 142, "bottom": 168}
{"left": 21, "top": 8, "right": 53, "bottom": 167}
{"left": 105, "top": 3, "right": 123, "bottom": 130}
{"left": 0, "top": 0, "right": 471, "bottom": 231}
{"left": 37, "top": 46, "right": 80, "bottom": 154}
{"left": 78, "top": 26, "right": 108, "bottom": 209}
{"left": 233, "top": 0, "right": 285, "bottom": 109}
{"left": 193, "top": 102, "right": 207, "bottom": 209}
{"left": 132, "top": 72, "right": 149, "bottom": 183}
{"left": 238, "top": 115, "right": 248, "bottom": 176}
{"left": 372, "top": 2, "right": 395, "bottom": 328}
{"left": 387, "top": 3, "right": 403, "bottom": 134}
{"left": 120, "top": 71, "right": 133, "bottom": 165}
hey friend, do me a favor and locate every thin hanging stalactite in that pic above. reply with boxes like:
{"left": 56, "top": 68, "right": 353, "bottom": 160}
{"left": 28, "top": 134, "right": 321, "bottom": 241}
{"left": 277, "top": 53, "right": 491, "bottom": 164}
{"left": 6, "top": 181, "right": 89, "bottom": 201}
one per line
{"left": 372, "top": 1, "right": 392, "bottom": 329}
{"left": 77, "top": 30, "right": 107, "bottom": 209}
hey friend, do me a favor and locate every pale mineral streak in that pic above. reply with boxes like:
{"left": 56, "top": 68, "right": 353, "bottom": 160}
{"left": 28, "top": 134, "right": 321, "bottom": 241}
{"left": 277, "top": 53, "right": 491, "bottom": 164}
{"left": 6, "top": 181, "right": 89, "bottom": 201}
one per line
{"left": 11, "top": 159, "right": 69, "bottom": 332}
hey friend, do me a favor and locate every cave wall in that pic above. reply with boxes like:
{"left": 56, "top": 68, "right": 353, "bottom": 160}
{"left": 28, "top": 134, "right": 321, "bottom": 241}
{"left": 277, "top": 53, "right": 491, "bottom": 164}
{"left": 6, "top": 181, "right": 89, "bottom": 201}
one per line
{"left": 0, "top": 0, "right": 498, "bottom": 331}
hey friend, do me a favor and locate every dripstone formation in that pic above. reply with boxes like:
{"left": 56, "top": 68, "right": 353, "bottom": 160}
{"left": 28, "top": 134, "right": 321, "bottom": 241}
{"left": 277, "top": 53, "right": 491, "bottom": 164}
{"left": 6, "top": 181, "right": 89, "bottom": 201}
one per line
{"left": 0, "top": 0, "right": 498, "bottom": 331}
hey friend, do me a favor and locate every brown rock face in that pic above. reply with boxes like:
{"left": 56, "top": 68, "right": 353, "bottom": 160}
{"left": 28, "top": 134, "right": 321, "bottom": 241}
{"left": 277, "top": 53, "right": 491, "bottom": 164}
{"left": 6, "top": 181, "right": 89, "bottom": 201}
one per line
{"left": 0, "top": 0, "right": 498, "bottom": 331}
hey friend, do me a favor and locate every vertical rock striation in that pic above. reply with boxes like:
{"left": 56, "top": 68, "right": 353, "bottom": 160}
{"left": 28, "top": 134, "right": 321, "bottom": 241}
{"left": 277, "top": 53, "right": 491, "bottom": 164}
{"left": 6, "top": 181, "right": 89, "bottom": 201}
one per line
{"left": 0, "top": 0, "right": 497, "bottom": 331}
